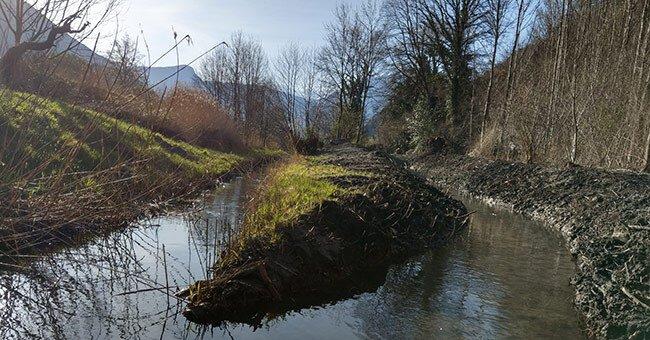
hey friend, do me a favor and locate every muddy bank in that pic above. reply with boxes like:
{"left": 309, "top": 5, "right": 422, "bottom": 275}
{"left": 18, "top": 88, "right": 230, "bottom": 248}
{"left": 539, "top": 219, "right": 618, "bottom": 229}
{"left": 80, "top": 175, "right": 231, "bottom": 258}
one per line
{"left": 181, "top": 145, "right": 468, "bottom": 325}
{"left": 409, "top": 154, "right": 649, "bottom": 338}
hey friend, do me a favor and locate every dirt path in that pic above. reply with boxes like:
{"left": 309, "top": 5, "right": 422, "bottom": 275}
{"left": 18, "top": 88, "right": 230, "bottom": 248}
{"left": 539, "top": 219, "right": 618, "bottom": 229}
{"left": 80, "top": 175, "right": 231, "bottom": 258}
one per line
{"left": 409, "top": 154, "right": 649, "bottom": 339}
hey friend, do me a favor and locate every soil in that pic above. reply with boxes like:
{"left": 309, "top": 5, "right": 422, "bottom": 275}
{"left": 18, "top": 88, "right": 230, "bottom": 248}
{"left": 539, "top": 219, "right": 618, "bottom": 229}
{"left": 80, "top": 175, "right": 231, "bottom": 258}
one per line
{"left": 409, "top": 153, "right": 649, "bottom": 339}
{"left": 181, "top": 145, "right": 469, "bottom": 325}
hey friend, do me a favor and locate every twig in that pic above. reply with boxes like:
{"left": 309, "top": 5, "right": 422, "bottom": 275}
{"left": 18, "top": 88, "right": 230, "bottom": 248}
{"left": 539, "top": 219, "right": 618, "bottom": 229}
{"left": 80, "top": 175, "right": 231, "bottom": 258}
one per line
{"left": 163, "top": 243, "right": 170, "bottom": 308}
{"left": 114, "top": 285, "right": 180, "bottom": 297}
{"left": 621, "top": 286, "right": 650, "bottom": 310}
{"left": 627, "top": 225, "right": 650, "bottom": 231}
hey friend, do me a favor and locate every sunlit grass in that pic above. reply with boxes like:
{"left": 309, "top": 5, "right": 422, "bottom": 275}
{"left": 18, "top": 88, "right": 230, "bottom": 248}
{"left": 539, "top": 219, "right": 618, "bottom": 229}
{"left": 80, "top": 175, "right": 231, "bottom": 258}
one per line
{"left": 0, "top": 91, "right": 244, "bottom": 187}
{"left": 235, "top": 157, "right": 371, "bottom": 247}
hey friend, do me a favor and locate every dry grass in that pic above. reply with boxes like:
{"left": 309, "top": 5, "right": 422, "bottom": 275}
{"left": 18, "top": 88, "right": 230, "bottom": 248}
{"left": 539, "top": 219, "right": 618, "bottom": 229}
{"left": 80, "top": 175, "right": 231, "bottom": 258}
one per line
{"left": 16, "top": 54, "right": 245, "bottom": 153}
{"left": 148, "top": 88, "right": 244, "bottom": 152}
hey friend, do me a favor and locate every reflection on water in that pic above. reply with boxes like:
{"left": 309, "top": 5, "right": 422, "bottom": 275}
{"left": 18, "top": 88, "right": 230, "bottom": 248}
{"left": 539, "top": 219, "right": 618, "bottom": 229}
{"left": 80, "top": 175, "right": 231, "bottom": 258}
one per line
{"left": 0, "top": 177, "right": 584, "bottom": 339}
{"left": 351, "top": 195, "right": 585, "bottom": 339}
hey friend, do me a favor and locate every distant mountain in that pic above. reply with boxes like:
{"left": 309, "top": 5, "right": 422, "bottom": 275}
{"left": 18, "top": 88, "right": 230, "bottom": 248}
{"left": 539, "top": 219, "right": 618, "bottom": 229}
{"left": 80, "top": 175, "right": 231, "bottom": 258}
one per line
{"left": 56, "top": 34, "right": 108, "bottom": 63}
{"left": 0, "top": 3, "right": 198, "bottom": 92}
{"left": 145, "top": 65, "right": 200, "bottom": 92}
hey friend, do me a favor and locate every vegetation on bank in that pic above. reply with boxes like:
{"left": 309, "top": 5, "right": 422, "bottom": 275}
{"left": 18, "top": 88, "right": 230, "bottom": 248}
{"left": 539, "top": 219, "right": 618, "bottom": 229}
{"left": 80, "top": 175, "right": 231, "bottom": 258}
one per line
{"left": 233, "top": 157, "right": 370, "bottom": 248}
{"left": 183, "top": 146, "right": 468, "bottom": 324}
{"left": 377, "top": 0, "right": 650, "bottom": 172}
{"left": 1, "top": 91, "right": 243, "bottom": 183}
{"left": 0, "top": 90, "right": 265, "bottom": 255}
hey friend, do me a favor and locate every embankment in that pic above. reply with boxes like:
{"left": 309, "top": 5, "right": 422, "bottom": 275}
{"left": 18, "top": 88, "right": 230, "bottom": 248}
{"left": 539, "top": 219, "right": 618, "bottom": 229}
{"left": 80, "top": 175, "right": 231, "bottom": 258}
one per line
{"left": 409, "top": 154, "right": 649, "bottom": 339}
{"left": 181, "top": 145, "right": 468, "bottom": 325}
{"left": 0, "top": 91, "right": 278, "bottom": 256}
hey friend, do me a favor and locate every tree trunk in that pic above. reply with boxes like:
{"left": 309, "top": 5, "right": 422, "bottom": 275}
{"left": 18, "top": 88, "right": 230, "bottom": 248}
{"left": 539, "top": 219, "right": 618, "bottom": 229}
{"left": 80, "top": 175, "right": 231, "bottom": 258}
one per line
{"left": 643, "top": 131, "right": 650, "bottom": 173}
{"left": 469, "top": 82, "right": 476, "bottom": 143}
{"left": 570, "top": 105, "right": 579, "bottom": 164}
{"left": 13, "top": 0, "right": 24, "bottom": 47}
{"left": 546, "top": 0, "right": 567, "bottom": 145}
{"left": 0, "top": 45, "right": 27, "bottom": 85}
{"left": 481, "top": 35, "right": 499, "bottom": 146}
{"left": 499, "top": 0, "right": 526, "bottom": 154}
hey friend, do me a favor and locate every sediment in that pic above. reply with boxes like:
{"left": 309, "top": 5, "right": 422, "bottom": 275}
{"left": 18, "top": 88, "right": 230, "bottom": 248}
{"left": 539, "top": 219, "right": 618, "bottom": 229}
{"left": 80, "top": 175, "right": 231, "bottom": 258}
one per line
{"left": 182, "top": 145, "right": 468, "bottom": 325}
{"left": 409, "top": 154, "right": 649, "bottom": 339}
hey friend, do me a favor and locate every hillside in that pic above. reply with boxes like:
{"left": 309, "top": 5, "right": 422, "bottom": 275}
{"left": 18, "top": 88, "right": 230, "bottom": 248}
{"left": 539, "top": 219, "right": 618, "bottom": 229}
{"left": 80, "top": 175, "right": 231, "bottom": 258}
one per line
{"left": 0, "top": 91, "right": 243, "bottom": 182}
{"left": 0, "top": 90, "right": 249, "bottom": 253}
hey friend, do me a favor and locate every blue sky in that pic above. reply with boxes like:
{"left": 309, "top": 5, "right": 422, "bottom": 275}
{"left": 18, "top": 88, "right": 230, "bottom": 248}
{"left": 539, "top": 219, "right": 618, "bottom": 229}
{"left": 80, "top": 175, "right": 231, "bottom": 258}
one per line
{"left": 96, "top": 0, "right": 339, "bottom": 67}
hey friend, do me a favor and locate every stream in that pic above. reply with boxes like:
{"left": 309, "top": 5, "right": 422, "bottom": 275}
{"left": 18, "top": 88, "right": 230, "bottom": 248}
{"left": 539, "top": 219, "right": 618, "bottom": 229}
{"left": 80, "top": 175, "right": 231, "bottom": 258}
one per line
{"left": 0, "top": 175, "right": 585, "bottom": 339}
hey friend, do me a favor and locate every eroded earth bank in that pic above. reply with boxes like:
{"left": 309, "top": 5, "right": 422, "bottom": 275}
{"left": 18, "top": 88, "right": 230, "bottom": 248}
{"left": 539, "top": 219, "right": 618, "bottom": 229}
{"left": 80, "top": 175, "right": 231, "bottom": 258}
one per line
{"left": 410, "top": 154, "right": 649, "bottom": 338}
{"left": 181, "top": 145, "right": 469, "bottom": 324}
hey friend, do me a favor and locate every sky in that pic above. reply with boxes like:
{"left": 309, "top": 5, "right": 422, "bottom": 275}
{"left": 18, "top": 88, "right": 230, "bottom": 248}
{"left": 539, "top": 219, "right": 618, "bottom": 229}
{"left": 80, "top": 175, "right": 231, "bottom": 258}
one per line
{"left": 94, "top": 0, "right": 340, "bottom": 67}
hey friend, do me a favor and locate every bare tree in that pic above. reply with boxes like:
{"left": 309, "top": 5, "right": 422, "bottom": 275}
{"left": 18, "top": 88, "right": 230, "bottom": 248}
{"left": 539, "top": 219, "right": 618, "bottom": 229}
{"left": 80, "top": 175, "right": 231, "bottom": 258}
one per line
{"left": 241, "top": 36, "right": 267, "bottom": 137}
{"left": 196, "top": 31, "right": 275, "bottom": 146}
{"left": 0, "top": 0, "right": 118, "bottom": 85}
{"left": 273, "top": 45, "right": 323, "bottom": 142}
{"left": 385, "top": 0, "right": 437, "bottom": 101}
{"left": 107, "top": 34, "right": 144, "bottom": 86}
{"left": 643, "top": 128, "right": 650, "bottom": 172}
{"left": 498, "top": 0, "right": 533, "bottom": 154}
{"left": 480, "top": 0, "right": 511, "bottom": 144}
{"left": 319, "top": 1, "right": 388, "bottom": 142}
{"left": 274, "top": 42, "right": 304, "bottom": 140}
{"left": 197, "top": 47, "right": 230, "bottom": 104}
{"left": 418, "top": 0, "right": 485, "bottom": 143}
{"left": 302, "top": 48, "right": 319, "bottom": 137}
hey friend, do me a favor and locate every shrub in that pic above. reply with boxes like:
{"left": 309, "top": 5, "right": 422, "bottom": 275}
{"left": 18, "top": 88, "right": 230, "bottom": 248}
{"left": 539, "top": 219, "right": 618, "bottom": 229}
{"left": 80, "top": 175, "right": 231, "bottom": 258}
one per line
{"left": 152, "top": 88, "right": 244, "bottom": 151}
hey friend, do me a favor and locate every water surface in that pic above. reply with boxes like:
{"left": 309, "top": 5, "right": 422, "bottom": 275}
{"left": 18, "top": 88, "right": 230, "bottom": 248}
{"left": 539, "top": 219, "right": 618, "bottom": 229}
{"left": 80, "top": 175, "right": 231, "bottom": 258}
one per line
{"left": 0, "top": 176, "right": 584, "bottom": 339}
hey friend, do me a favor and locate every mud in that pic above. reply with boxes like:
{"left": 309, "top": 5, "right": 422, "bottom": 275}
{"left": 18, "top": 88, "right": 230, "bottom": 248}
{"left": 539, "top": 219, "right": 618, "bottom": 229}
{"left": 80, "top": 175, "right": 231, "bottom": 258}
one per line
{"left": 410, "top": 154, "right": 649, "bottom": 339}
{"left": 182, "top": 145, "right": 468, "bottom": 325}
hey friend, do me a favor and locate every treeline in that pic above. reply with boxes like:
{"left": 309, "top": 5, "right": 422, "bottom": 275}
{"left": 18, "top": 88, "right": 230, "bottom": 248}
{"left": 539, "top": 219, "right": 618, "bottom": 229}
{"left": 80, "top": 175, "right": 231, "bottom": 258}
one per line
{"left": 377, "top": 0, "right": 650, "bottom": 172}
{"left": 194, "top": 0, "right": 649, "bottom": 171}
{"left": 1, "top": 0, "right": 648, "bottom": 171}
{"left": 194, "top": 1, "right": 388, "bottom": 147}
{"left": 490, "top": 0, "right": 650, "bottom": 171}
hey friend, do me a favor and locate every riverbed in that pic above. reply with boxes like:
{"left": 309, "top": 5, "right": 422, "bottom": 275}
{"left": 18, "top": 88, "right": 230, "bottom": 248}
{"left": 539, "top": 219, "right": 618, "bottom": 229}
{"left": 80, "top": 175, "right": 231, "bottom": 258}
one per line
{"left": 0, "top": 175, "right": 584, "bottom": 339}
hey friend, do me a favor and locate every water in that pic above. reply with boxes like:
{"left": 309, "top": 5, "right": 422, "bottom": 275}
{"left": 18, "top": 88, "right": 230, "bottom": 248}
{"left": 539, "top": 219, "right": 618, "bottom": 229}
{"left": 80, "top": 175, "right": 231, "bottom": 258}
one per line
{"left": 0, "top": 176, "right": 584, "bottom": 339}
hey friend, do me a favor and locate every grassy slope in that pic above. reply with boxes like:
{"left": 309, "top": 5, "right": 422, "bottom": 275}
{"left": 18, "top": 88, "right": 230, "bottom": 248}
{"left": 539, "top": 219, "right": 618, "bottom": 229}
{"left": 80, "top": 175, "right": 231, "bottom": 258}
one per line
{"left": 240, "top": 157, "right": 368, "bottom": 243}
{"left": 0, "top": 90, "right": 286, "bottom": 254}
{"left": 0, "top": 91, "right": 245, "bottom": 188}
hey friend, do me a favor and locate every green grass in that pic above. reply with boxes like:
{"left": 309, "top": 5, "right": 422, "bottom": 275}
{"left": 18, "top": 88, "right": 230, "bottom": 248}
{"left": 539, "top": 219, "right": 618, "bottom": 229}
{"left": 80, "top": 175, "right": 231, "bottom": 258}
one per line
{"left": 0, "top": 91, "right": 244, "bottom": 188}
{"left": 238, "top": 157, "right": 370, "bottom": 245}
